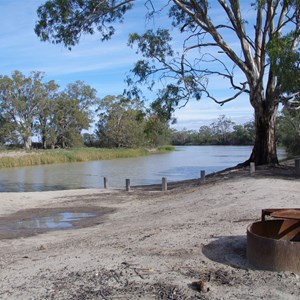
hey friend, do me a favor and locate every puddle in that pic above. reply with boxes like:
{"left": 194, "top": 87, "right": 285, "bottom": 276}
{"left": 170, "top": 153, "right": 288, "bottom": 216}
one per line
{"left": 16, "top": 212, "right": 97, "bottom": 230}
{"left": 0, "top": 206, "right": 116, "bottom": 239}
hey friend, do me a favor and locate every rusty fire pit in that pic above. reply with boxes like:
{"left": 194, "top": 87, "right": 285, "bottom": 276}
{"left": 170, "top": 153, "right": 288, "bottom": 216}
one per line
{"left": 247, "top": 208, "right": 300, "bottom": 273}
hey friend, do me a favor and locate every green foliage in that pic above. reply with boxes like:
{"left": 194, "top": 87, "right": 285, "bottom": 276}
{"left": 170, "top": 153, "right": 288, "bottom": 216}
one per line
{"left": 267, "top": 32, "right": 300, "bottom": 93}
{"left": 0, "top": 71, "right": 97, "bottom": 149}
{"left": 128, "top": 28, "right": 203, "bottom": 106}
{"left": 52, "top": 81, "right": 97, "bottom": 148}
{"left": 231, "top": 122, "right": 255, "bottom": 145}
{"left": 144, "top": 114, "right": 171, "bottom": 147}
{"left": 96, "top": 95, "right": 146, "bottom": 148}
{"left": 35, "top": 80, "right": 59, "bottom": 148}
{"left": 158, "top": 145, "right": 175, "bottom": 152}
{"left": 128, "top": 29, "right": 173, "bottom": 62}
{"left": 277, "top": 108, "right": 300, "bottom": 156}
{"left": 211, "top": 115, "right": 236, "bottom": 145}
{"left": 35, "top": 0, "right": 133, "bottom": 49}
{"left": 0, "top": 71, "right": 54, "bottom": 149}
{"left": 171, "top": 116, "right": 254, "bottom": 146}
{"left": 95, "top": 95, "right": 171, "bottom": 148}
{"left": 0, "top": 113, "right": 18, "bottom": 145}
{"left": 197, "top": 126, "right": 215, "bottom": 144}
{"left": 83, "top": 133, "right": 98, "bottom": 147}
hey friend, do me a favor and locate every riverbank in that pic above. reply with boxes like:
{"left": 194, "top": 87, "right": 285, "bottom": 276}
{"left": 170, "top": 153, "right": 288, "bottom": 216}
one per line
{"left": 0, "top": 165, "right": 299, "bottom": 299}
{"left": 0, "top": 146, "right": 174, "bottom": 168}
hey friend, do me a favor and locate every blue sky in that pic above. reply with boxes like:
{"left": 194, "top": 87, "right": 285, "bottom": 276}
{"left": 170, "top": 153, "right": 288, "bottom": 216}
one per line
{"left": 0, "top": 0, "right": 254, "bottom": 130}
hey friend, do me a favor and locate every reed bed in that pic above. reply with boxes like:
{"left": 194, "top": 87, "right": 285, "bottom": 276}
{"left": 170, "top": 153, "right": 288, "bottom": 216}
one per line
{"left": 0, "top": 146, "right": 174, "bottom": 169}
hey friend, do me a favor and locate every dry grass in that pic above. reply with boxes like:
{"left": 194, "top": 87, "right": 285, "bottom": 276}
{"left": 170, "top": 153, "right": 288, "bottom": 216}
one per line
{"left": 0, "top": 146, "right": 174, "bottom": 168}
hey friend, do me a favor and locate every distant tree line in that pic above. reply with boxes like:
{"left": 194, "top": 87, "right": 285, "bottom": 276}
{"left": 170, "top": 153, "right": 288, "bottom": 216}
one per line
{"left": 171, "top": 112, "right": 300, "bottom": 157}
{"left": 1, "top": 71, "right": 299, "bottom": 156}
{"left": 171, "top": 115, "right": 255, "bottom": 146}
{"left": 0, "top": 71, "right": 170, "bottom": 149}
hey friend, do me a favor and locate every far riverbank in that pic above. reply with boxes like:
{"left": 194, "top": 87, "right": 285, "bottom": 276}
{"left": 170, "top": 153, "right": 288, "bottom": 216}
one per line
{"left": 0, "top": 146, "right": 174, "bottom": 169}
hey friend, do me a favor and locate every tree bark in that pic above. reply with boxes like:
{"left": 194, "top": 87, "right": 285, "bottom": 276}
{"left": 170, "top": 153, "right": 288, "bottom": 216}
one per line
{"left": 42, "top": 137, "right": 47, "bottom": 149}
{"left": 250, "top": 100, "right": 279, "bottom": 165}
{"left": 24, "top": 136, "right": 32, "bottom": 150}
{"left": 42, "top": 130, "right": 47, "bottom": 149}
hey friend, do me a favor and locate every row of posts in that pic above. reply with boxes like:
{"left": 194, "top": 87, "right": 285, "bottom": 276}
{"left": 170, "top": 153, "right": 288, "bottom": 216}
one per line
{"left": 248, "top": 159, "right": 300, "bottom": 176}
{"left": 103, "top": 159, "right": 300, "bottom": 191}
{"left": 103, "top": 170, "right": 206, "bottom": 192}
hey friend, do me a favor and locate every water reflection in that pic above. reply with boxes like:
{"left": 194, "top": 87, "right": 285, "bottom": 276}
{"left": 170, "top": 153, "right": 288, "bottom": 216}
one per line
{"left": 0, "top": 146, "right": 286, "bottom": 192}
{"left": 17, "top": 212, "right": 96, "bottom": 229}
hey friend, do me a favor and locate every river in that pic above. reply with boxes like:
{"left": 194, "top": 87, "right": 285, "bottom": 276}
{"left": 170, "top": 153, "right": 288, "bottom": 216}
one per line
{"left": 0, "top": 146, "right": 286, "bottom": 192}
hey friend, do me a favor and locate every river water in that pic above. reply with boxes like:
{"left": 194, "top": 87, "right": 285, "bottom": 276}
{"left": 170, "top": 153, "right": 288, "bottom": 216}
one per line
{"left": 0, "top": 146, "right": 286, "bottom": 192}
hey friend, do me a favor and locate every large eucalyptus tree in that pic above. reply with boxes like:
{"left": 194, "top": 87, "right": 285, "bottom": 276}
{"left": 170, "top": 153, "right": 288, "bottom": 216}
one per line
{"left": 0, "top": 71, "right": 56, "bottom": 149}
{"left": 35, "top": 0, "right": 300, "bottom": 164}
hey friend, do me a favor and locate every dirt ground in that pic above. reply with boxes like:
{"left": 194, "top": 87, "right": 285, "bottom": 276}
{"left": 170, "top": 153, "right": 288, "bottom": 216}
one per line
{"left": 0, "top": 163, "right": 299, "bottom": 299}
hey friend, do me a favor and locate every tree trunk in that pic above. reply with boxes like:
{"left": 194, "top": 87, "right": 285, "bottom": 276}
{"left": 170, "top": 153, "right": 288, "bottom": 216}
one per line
{"left": 24, "top": 136, "right": 32, "bottom": 150}
{"left": 250, "top": 102, "right": 279, "bottom": 165}
{"left": 42, "top": 131, "right": 47, "bottom": 149}
{"left": 42, "top": 139, "right": 47, "bottom": 149}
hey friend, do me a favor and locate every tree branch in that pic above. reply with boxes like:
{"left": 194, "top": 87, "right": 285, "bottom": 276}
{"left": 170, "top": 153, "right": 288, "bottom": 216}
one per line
{"left": 204, "top": 81, "right": 249, "bottom": 106}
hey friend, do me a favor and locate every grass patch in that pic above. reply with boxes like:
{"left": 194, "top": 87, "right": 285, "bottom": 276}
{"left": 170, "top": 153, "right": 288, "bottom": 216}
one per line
{"left": 0, "top": 146, "right": 174, "bottom": 169}
{"left": 158, "top": 145, "right": 175, "bottom": 152}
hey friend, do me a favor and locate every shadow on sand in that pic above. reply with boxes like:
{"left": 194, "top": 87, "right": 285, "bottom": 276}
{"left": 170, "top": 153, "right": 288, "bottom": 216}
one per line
{"left": 202, "top": 235, "right": 252, "bottom": 270}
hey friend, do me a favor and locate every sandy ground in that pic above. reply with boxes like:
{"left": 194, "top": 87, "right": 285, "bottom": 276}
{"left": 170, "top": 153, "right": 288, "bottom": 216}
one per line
{"left": 0, "top": 164, "right": 300, "bottom": 299}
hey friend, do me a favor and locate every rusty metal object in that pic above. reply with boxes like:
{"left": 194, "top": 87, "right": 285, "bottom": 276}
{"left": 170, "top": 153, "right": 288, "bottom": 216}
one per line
{"left": 270, "top": 209, "right": 300, "bottom": 220}
{"left": 247, "top": 219, "right": 300, "bottom": 272}
{"left": 261, "top": 208, "right": 300, "bottom": 221}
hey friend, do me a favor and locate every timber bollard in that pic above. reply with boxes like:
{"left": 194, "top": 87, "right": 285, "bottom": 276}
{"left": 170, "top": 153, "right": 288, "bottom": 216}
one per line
{"left": 200, "top": 170, "right": 206, "bottom": 183}
{"left": 125, "top": 179, "right": 130, "bottom": 191}
{"left": 162, "top": 177, "right": 167, "bottom": 191}
{"left": 295, "top": 159, "right": 300, "bottom": 177}
{"left": 250, "top": 162, "right": 255, "bottom": 174}
{"left": 103, "top": 177, "right": 107, "bottom": 189}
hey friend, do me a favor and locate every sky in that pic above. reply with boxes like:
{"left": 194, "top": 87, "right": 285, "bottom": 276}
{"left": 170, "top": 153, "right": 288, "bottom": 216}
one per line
{"left": 0, "top": 0, "right": 254, "bottom": 130}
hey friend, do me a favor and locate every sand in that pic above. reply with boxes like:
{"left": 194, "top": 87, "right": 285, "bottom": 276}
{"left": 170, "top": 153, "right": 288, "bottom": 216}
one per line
{"left": 0, "top": 165, "right": 299, "bottom": 299}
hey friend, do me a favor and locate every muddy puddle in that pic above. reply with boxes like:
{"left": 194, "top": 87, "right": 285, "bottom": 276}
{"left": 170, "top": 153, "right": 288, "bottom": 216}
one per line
{"left": 0, "top": 206, "right": 116, "bottom": 239}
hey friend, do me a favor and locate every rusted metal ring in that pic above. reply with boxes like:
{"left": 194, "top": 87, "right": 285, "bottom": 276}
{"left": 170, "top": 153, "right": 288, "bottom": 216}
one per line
{"left": 247, "top": 219, "right": 300, "bottom": 273}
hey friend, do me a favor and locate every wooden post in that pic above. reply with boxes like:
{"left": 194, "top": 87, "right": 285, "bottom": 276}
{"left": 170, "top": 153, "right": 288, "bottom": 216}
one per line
{"left": 295, "top": 159, "right": 300, "bottom": 177}
{"left": 162, "top": 177, "right": 167, "bottom": 191}
{"left": 103, "top": 177, "right": 107, "bottom": 189}
{"left": 125, "top": 179, "right": 130, "bottom": 192}
{"left": 200, "top": 170, "right": 206, "bottom": 183}
{"left": 250, "top": 162, "right": 255, "bottom": 174}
